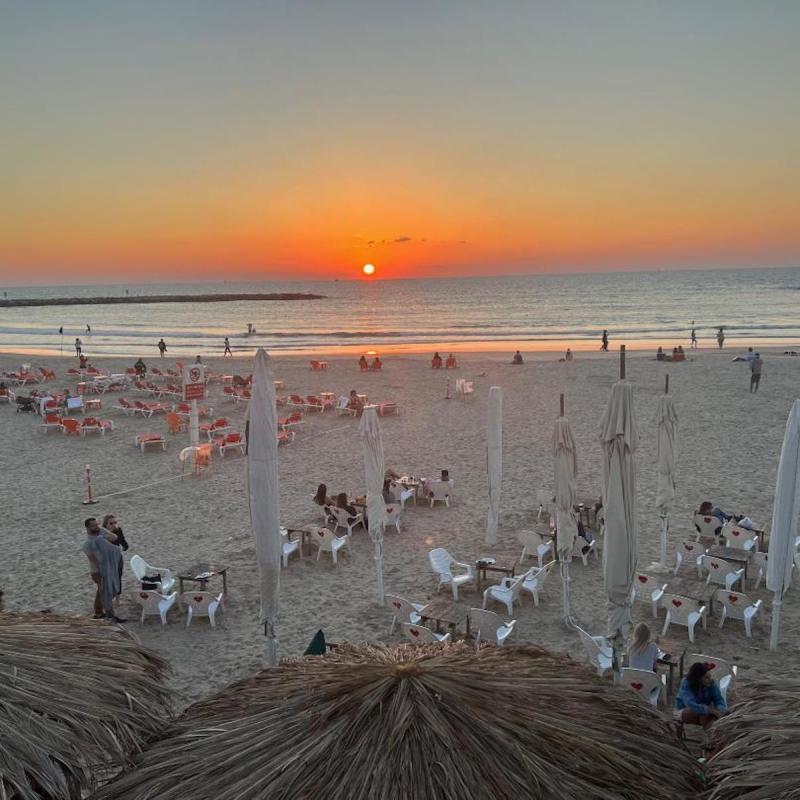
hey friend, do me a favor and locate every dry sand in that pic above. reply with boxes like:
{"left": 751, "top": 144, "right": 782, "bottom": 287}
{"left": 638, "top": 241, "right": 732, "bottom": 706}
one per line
{"left": 1, "top": 347, "right": 798, "bottom": 710}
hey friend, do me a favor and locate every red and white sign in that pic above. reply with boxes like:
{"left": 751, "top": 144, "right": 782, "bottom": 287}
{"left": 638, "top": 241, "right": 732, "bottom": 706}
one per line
{"left": 183, "top": 365, "right": 206, "bottom": 401}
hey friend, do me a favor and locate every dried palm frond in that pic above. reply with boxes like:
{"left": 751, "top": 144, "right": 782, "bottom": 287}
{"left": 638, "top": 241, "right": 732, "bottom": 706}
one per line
{"left": 705, "top": 678, "right": 800, "bottom": 800}
{"left": 0, "top": 612, "right": 172, "bottom": 800}
{"left": 93, "top": 642, "right": 702, "bottom": 800}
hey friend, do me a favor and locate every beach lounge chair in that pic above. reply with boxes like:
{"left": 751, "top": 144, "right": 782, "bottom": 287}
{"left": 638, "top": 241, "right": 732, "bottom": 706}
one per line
{"left": 277, "top": 430, "right": 295, "bottom": 446}
{"left": 660, "top": 593, "right": 706, "bottom": 643}
{"left": 61, "top": 418, "right": 81, "bottom": 436}
{"left": 309, "top": 360, "right": 328, "bottom": 371}
{"left": 113, "top": 398, "right": 137, "bottom": 415}
{"left": 518, "top": 530, "right": 554, "bottom": 568}
{"left": 694, "top": 512, "right": 723, "bottom": 541}
{"left": 701, "top": 555, "right": 744, "bottom": 590}
{"left": 385, "top": 595, "right": 424, "bottom": 633}
{"left": 521, "top": 560, "right": 555, "bottom": 606}
{"left": 468, "top": 608, "right": 516, "bottom": 649}
{"left": 281, "top": 530, "right": 300, "bottom": 568}
{"left": 674, "top": 540, "right": 707, "bottom": 577}
{"left": 621, "top": 668, "right": 665, "bottom": 709}
{"left": 182, "top": 591, "right": 224, "bottom": 628}
{"left": 428, "top": 547, "right": 475, "bottom": 600}
{"left": 721, "top": 522, "right": 759, "bottom": 552}
{"left": 81, "top": 417, "right": 113, "bottom": 435}
{"left": 303, "top": 395, "right": 326, "bottom": 413}
{"left": 133, "top": 589, "right": 178, "bottom": 626}
{"left": 287, "top": 394, "right": 306, "bottom": 409}
{"left": 683, "top": 653, "right": 738, "bottom": 704}
{"left": 130, "top": 555, "right": 176, "bottom": 593}
{"left": 0, "top": 387, "right": 9, "bottom": 404}
{"left": 278, "top": 411, "right": 304, "bottom": 431}
{"left": 327, "top": 505, "right": 364, "bottom": 536}
{"left": 427, "top": 479, "right": 454, "bottom": 508}
{"left": 383, "top": 504, "right": 402, "bottom": 533}
{"left": 630, "top": 572, "right": 668, "bottom": 618}
{"left": 575, "top": 626, "right": 614, "bottom": 677}
{"left": 482, "top": 569, "right": 530, "bottom": 616}
{"left": 218, "top": 432, "right": 246, "bottom": 457}
{"left": 400, "top": 623, "right": 450, "bottom": 644}
{"left": 312, "top": 527, "right": 350, "bottom": 565}
{"left": 716, "top": 589, "right": 762, "bottom": 638}
{"left": 41, "top": 413, "right": 63, "bottom": 433}
{"left": 135, "top": 433, "right": 167, "bottom": 452}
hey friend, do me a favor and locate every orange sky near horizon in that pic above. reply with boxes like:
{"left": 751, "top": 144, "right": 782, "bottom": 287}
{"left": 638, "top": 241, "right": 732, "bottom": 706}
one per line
{"left": 1, "top": 2, "right": 799, "bottom": 284}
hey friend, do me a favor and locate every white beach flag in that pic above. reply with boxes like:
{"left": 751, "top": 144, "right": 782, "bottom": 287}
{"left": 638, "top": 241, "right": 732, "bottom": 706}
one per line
{"left": 767, "top": 400, "right": 800, "bottom": 650}
{"left": 486, "top": 386, "right": 503, "bottom": 546}
{"left": 654, "top": 392, "right": 678, "bottom": 569}
{"left": 360, "top": 406, "right": 387, "bottom": 604}
{"left": 246, "top": 349, "right": 281, "bottom": 666}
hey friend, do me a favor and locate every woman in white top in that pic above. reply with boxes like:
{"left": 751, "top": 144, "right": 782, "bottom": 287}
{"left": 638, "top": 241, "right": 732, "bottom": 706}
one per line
{"left": 627, "top": 622, "right": 659, "bottom": 672}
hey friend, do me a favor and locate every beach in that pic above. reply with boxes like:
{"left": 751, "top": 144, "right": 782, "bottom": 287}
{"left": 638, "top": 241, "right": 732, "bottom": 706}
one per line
{"left": 1, "top": 346, "right": 798, "bottom": 710}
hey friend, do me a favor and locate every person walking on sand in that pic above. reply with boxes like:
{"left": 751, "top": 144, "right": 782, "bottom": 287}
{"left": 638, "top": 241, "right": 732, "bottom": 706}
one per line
{"left": 601, "top": 330, "right": 609, "bottom": 352}
{"left": 86, "top": 324, "right": 91, "bottom": 334}
{"left": 223, "top": 337, "right": 232, "bottom": 357}
{"left": 716, "top": 327, "right": 725, "bottom": 349}
{"left": 75, "top": 337, "right": 82, "bottom": 357}
{"left": 691, "top": 321, "right": 697, "bottom": 349}
{"left": 157, "top": 338, "right": 167, "bottom": 358}
{"left": 750, "top": 353, "right": 763, "bottom": 393}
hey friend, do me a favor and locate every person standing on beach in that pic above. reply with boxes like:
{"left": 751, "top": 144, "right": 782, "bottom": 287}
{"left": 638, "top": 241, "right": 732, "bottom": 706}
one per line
{"left": 750, "top": 353, "right": 763, "bottom": 393}
{"left": 716, "top": 327, "right": 725, "bottom": 349}
{"left": 601, "top": 330, "right": 609, "bottom": 352}
{"left": 157, "top": 338, "right": 167, "bottom": 358}
{"left": 223, "top": 337, "right": 232, "bottom": 357}
{"left": 75, "top": 337, "right": 82, "bottom": 357}
{"left": 86, "top": 324, "right": 91, "bottom": 334}
{"left": 102, "top": 514, "right": 129, "bottom": 589}
{"left": 691, "top": 321, "right": 697, "bottom": 349}
{"left": 82, "top": 518, "right": 125, "bottom": 622}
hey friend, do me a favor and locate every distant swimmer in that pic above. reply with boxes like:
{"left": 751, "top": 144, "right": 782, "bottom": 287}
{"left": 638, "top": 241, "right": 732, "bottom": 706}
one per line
{"left": 223, "top": 337, "right": 232, "bottom": 357}
{"left": 157, "top": 338, "right": 167, "bottom": 358}
{"left": 690, "top": 321, "right": 697, "bottom": 349}
{"left": 601, "top": 330, "right": 609, "bottom": 352}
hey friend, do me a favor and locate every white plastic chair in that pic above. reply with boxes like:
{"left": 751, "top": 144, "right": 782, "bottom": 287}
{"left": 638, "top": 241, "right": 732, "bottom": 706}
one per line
{"left": 521, "top": 561, "right": 555, "bottom": 607}
{"left": 701, "top": 555, "right": 744, "bottom": 590}
{"left": 133, "top": 589, "right": 178, "bottom": 625}
{"left": 750, "top": 551, "right": 768, "bottom": 590}
{"left": 468, "top": 608, "right": 516, "bottom": 649}
{"left": 716, "top": 589, "right": 762, "bottom": 638}
{"left": 721, "top": 522, "right": 759, "bottom": 552}
{"left": 684, "top": 653, "right": 738, "bottom": 704}
{"left": 535, "top": 490, "right": 553, "bottom": 521}
{"left": 630, "top": 572, "right": 667, "bottom": 618}
{"left": 383, "top": 504, "right": 402, "bottom": 533}
{"left": 400, "top": 622, "right": 450, "bottom": 644}
{"left": 428, "top": 548, "right": 475, "bottom": 600}
{"left": 388, "top": 482, "right": 416, "bottom": 509}
{"left": 313, "top": 527, "right": 350, "bottom": 565}
{"left": 518, "top": 530, "right": 553, "bottom": 568}
{"left": 328, "top": 505, "right": 364, "bottom": 536}
{"left": 575, "top": 626, "right": 613, "bottom": 677}
{"left": 130, "top": 554, "right": 176, "bottom": 594}
{"left": 181, "top": 591, "right": 224, "bottom": 628}
{"left": 428, "top": 480, "right": 454, "bottom": 508}
{"left": 621, "top": 668, "right": 665, "bottom": 709}
{"left": 674, "top": 540, "right": 707, "bottom": 577}
{"left": 660, "top": 593, "right": 706, "bottom": 643}
{"left": 694, "top": 512, "right": 722, "bottom": 541}
{"left": 281, "top": 529, "right": 300, "bottom": 568}
{"left": 572, "top": 535, "right": 597, "bottom": 566}
{"left": 482, "top": 570, "right": 529, "bottom": 616}
{"left": 385, "top": 594, "right": 424, "bottom": 634}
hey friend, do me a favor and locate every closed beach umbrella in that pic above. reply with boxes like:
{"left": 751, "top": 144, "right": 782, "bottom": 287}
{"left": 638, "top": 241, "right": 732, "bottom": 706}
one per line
{"left": 486, "top": 386, "right": 503, "bottom": 546}
{"left": 91, "top": 643, "right": 703, "bottom": 800}
{"left": 554, "top": 411, "right": 579, "bottom": 625}
{"left": 767, "top": 399, "right": 800, "bottom": 650}
{"left": 0, "top": 612, "right": 170, "bottom": 800}
{"left": 247, "top": 348, "right": 281, "bottom": 666}
{"left": 359, "top": 406, "right": 386, "bottom": 604}
{"left": 654, "top": 390, "right": 678, "bottom": 569}
{"left": 599, "top": 377, "right": 638, "bottom": 645}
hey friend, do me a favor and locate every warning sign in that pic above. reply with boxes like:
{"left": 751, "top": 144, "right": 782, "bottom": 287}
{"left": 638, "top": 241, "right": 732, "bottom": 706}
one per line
{"left": 183, "top": 365, "right": 206, "bottom": 401}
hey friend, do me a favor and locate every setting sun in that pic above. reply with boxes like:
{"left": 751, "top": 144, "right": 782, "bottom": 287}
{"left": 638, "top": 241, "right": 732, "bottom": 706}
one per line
{"left": 362, "top": 263, "right": 376, "bottom": 276}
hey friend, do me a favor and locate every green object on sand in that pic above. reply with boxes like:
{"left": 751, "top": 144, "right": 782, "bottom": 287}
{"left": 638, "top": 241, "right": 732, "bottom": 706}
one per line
{"left": 304, "top": 630, "right": 326, "bottom": 656}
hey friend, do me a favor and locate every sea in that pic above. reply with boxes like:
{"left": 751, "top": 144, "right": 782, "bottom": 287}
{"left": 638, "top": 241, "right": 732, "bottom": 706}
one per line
{"left": 1, "top": 267, "right": 799, "bottom": 358}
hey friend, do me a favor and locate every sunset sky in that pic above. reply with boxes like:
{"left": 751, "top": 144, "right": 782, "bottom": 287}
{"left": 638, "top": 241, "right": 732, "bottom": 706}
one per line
{"left": 1, "top": 1, "right": 798, "bottom": 283}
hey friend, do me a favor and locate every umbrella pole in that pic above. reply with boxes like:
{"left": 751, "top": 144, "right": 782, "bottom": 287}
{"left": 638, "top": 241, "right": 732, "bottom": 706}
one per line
{"left": 620, "top": 345, "right": 626, "bottom": 379}
{"left": 770, "top": 589, "right": 782, "bottom": 650}
{"left": 373, "top": 538, "right": 385, "bottom": 605}
{"left": 265, "top": 620, "right": 278, "bottom": 666}
{"left": 660, "top": 514, "right": 668, "bottom": 568}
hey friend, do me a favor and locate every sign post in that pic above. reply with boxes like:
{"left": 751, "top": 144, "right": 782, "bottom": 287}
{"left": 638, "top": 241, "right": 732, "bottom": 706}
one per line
{"left": 183, "top": 365, "right": 205, "bottom": 448}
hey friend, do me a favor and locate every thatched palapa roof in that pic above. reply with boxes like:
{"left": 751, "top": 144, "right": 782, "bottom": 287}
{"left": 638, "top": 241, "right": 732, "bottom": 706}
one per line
{"left": 0, "top": 613, "right": 171, "bottom": 800}
{"left": 92, "top": 642, "right": 703, "bottom": 800}
{"left": 705, "top": 678, "right": 800, "bottom": 799}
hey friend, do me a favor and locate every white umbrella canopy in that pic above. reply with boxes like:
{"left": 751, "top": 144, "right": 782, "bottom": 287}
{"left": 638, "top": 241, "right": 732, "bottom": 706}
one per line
{"left": 599, "top": 379, "right": 638, "bottom": 644}
{"left": 554, "top": 413, "right": 578, "bottom": 625}
{"left": 246, "top": 349, "right": 282, "bottom": 666}
{"left": 486, "top": 386, "right": 503, "bottom": 546}
{"left": 767, "top": 399, "right": 800, "bottom": 650}
{"left": 359, "top": 406, "right": 386, "bottom": 604}
{"left": 654, "top": 392, "right": 678, "bottom": 569}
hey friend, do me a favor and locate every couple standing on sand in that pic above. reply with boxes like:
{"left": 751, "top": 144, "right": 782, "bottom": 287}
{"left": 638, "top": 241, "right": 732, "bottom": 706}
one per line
{"left": 82, "top": 515, "right": 129, "bottom": 622}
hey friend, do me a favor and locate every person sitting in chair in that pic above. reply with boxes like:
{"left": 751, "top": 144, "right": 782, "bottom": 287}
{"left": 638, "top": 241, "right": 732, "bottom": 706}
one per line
{"left": 335, "top": 492, "right": 360, "bottom": 525}
{"left": 347, "top": 389, "right": 364, "bottom": 415}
